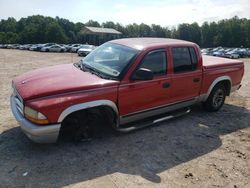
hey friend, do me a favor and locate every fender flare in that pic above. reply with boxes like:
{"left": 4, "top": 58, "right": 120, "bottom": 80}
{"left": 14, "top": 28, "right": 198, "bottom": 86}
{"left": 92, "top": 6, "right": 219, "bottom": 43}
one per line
{"left": 202, "top": 76, "right": 232, "bottom": 101}
{"left": 57, "top": 100, "right": 119, "bottom": 123}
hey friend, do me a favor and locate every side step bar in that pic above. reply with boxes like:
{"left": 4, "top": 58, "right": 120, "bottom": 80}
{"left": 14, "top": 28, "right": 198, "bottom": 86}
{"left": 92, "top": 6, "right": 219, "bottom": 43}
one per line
{"left": 116, "top": 107, "right": 191, "bottom": 132}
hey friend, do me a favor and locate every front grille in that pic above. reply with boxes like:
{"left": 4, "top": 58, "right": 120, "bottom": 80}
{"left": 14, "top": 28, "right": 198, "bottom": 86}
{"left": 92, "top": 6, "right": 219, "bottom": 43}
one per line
{"left": 13, "top": 87, "right": 24, "bottom": 115}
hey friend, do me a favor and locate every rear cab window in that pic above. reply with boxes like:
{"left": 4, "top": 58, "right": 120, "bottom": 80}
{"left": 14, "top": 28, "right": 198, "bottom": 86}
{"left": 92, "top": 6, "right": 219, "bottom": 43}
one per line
{"left": 172, "top": 47, "right": 198, "bottom": 73}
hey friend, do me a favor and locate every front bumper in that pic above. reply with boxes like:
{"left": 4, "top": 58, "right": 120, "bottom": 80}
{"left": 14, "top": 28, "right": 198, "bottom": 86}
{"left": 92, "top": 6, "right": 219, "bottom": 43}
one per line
{"left": 10, "top": 95, "right": 61, "bottom": 143}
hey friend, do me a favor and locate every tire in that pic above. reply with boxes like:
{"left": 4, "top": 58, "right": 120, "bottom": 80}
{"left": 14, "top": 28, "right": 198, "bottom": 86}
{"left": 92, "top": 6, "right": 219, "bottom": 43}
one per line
{"left": 46, "top": 49, "right": 49, "bottom": 52}
{"left": 203, "top": 84, "right": 226, "bottom": 112}
{"left": 60, "top": 111, "right": 95, "bottom": 142}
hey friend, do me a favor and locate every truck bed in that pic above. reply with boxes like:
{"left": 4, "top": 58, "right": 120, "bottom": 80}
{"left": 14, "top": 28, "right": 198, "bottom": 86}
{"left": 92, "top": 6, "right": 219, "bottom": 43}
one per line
{"left": 201, "top": 55, "right": 244, "bottom": 95}
{"left": 202, "top": 55, "right": 243, "bottom": 69}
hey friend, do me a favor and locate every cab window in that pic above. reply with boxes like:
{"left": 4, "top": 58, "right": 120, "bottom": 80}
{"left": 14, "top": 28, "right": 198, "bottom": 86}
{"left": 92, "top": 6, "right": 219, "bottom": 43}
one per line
{"left": 172, "top": 47, "right": 198, "bottom": 73}
{"left": 138, "top": 50, "right": 167, "bottom": 76}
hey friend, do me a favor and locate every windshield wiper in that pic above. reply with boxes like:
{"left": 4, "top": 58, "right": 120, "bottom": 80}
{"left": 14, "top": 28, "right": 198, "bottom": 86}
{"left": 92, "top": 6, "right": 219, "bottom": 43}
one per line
{"left": 74, "top": 62, "right": 81, "bottom": 69}
{"left": 80, "top": 62, "right": 116, "bottom": 80}
{"left": 79, "top": 62, "right": 88, "bottom": 72}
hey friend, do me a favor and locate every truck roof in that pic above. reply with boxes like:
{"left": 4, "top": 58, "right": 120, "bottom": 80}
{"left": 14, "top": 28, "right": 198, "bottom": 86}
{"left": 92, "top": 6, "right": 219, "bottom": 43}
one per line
{"left": 110, "top": 37, "right": 196, "bottom": 50}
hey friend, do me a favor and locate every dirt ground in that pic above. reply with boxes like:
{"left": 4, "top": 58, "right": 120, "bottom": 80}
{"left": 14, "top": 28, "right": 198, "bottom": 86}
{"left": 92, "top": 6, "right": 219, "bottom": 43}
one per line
{"left": 0, "top": 49, "right": 250, "bottom": 188}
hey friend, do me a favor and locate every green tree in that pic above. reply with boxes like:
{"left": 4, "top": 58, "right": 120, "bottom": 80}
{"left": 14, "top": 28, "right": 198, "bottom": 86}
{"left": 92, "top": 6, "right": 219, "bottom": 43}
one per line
{"left": 45, "top": 22, "right": 68, "bottom": 43}
{"left": 0, "top": 15, "right": 249, "bottom": 47}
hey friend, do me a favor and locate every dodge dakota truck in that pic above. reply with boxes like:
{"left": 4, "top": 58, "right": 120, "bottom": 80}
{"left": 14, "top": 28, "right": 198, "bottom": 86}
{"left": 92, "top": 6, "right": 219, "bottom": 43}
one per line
{"left": 11, "top": 38, "right": 244, "bottom": 143}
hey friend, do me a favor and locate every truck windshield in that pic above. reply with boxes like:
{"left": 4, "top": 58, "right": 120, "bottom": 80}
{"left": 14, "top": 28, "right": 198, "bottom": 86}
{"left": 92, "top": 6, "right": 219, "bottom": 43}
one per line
{"left": 80, "top": 43, "right": 138, "bottom": 78}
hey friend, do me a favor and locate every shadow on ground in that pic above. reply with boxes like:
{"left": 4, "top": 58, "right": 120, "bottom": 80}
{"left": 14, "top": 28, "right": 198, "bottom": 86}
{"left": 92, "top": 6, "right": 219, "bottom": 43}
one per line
{"left": 0, "top": 104, "right": 250, "bottom": 187}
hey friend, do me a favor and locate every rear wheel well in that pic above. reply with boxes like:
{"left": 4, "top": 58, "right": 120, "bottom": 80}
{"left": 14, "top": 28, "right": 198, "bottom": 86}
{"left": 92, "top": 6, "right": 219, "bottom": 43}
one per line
{"left": 216, "top": 80, "right": 231, "bottom": 96}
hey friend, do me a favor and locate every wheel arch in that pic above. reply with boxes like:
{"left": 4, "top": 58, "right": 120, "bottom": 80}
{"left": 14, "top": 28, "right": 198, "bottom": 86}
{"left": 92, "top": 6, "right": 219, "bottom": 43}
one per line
{"left": 202, "top": 76, "right": 232, "bottom": 101}
{"left": 58, "top": 100, "right": 119, "bottom": 126}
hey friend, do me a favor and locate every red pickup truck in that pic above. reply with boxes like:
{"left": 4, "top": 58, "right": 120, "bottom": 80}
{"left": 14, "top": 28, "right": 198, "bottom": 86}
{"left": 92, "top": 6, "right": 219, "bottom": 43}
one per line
{"left": 11, "top": 38, "right": 244, "bottom": 143}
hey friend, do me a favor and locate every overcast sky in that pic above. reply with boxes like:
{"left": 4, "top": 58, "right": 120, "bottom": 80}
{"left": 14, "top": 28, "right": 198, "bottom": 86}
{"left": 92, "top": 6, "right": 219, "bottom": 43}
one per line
{"left": 0, "top": 0, "right": 249, "bottom": 26}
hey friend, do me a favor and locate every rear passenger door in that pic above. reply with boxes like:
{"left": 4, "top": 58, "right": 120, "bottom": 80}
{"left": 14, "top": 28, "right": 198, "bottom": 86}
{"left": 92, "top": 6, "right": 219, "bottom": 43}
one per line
{"left": 170, "top": 47, "right": 202, "bottom": 102}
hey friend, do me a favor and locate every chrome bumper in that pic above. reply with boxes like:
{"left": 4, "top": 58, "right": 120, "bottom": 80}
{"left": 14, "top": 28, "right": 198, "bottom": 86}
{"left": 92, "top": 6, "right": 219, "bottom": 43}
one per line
{"left": 10, "top": 95, "right": 61, "bottom": 143}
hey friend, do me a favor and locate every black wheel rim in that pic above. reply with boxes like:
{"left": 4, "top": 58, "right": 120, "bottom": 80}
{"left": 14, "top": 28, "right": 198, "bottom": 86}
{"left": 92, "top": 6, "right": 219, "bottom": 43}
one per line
{"left": 212, "top": 89, "right": 224, "bottom": 108}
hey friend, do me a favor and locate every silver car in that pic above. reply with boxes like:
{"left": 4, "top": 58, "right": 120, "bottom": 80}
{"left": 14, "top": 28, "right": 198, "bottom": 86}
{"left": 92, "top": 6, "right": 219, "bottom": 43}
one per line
{"left": 77, "top": 45, "right": 96, "bottom": 56}
{"left": 41, "top": 44, "right": 66, "bottom": 52}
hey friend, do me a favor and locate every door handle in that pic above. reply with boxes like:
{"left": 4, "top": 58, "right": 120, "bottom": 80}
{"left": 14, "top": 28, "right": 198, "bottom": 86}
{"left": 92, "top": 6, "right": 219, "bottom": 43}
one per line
{"left": 193, "top": 78, "right": 200, "bottom": 83}
{"left": 162, "top": 82, "right": 171, "bottom": 88}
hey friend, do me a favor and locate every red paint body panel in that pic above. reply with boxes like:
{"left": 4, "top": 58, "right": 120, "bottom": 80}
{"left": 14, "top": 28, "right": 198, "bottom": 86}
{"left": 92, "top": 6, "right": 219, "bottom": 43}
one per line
{"left": 12, "top": 38, "right": 244, "bottom": 125}
{"left": 118, "top": 77, "right": 173, "bottom": 116}
{"left": 168, "top": 45, "right": 203, "bottom": 103}
{"left": 118, "top": 47, "right": 173, "bottom": 116}
{"left": 26, "top": 86, "right": 118, "bottom": 123}
{"left": 201, "top": 55, "right": 244, "bottom": 95}
{"left": 13, "top": 64, "right": 119, "bottom": 100}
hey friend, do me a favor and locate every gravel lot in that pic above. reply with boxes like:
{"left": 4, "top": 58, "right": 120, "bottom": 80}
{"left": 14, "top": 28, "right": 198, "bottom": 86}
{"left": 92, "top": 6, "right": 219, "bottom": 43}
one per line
{"left": 0, "top": 49, "right": 250, "bottom": 188}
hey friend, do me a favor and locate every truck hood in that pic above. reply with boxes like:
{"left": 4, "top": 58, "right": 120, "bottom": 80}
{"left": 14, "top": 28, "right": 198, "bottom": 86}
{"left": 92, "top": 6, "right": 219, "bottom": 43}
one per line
{"left": 13, "top": 64, "right": 119, "bottom": 100}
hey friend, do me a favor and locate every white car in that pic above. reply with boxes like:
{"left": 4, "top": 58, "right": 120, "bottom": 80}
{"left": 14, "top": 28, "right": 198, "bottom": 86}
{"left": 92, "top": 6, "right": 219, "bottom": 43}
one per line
{"left": 77, "top": 45, "right": 96, "bottom": 56}
{"left": 70, "top": 44, "right": 82, "bottom": 52}
{"left": 225, "top": 51, "right": 240, "bottom": 59}
{"left": 41, "top": 44, "right": 66, "bottom": 52}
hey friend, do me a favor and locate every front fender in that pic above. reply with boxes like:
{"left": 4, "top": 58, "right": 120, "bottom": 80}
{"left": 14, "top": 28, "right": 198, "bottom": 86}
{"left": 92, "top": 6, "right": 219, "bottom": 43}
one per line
{"left": 57, "top": 100, "right": 119, "bottom": 122}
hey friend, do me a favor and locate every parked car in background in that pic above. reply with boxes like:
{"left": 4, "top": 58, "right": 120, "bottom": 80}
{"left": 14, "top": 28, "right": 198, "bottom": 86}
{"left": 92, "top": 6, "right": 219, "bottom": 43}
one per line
{"left": 29, "top": 44, "right": 43, "bottom": 51}
{"left": 224, "top": 51, "right": 240, "bottom": 59}
{"left": 7, "top": 44, "right": 20, "bottom": 49}
{"left": 3, "top": 44, "right": 8, "bottom": 48}
{"left": 77, "top": 45, "right": 96, "bottom": 56}
{"left": 39, "top": 43, "right": 56, "bottom": 50}
{"left": 70, "top": 44, "right": 82, "bottom": 52}
{"left": 19, "top": 44, "right": 32, "bottom": 50}
{"left": 1, "top": 43, "right": 250, "bottom": 58}
{"left": 212, "top": 51, "right": 225, "bottom": 57}
{"left": 238, "top": 48, "right": 249, "bottom": 58}
{"left": 64, "top": 44, "right": 73, "bottom": 52}
{"left": 201, "top": 48, "right": 213, "bottom": 55}
{"left": 41, "top": 44, "right": 66, "bottom": 52}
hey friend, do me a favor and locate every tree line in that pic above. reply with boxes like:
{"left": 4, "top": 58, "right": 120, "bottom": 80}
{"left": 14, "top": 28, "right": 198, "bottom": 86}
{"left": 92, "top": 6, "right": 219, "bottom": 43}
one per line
{"left": 0, "top": 15, "right": 249, "bottom": 47}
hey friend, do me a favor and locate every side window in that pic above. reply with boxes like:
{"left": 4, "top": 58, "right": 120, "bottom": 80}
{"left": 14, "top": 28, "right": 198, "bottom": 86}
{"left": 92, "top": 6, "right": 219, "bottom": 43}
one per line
{"left": 172, "top": 47, "right": 198, "bottom": 73}
{"left": 138, "top": 51, "right": 167, "bottom": 76}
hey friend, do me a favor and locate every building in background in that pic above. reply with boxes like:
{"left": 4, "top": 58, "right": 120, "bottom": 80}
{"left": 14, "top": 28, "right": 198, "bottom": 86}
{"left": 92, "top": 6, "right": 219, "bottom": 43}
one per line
{"left": 80, "top": 26, "right": 122, "bottom": 45}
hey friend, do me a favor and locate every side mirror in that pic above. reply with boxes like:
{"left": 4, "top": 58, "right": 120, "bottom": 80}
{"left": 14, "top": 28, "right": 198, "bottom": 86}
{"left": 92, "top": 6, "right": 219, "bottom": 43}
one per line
{"left": 131, "top": 68, "right": 154, "bottom": 81}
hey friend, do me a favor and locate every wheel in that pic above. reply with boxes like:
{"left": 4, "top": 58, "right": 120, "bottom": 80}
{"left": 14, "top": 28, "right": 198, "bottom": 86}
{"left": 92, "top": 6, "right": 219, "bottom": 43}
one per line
{"left": 60, "top": 111, "right": 95, "bottom": 142}
{"left": 46, "top": 49, "right": 49, "bottom": 52}
{"left": 60, "top": 49, "right": 63, "bottom": 52}
{"left": 203, "top": 84, "right": 226, "bottom": 112}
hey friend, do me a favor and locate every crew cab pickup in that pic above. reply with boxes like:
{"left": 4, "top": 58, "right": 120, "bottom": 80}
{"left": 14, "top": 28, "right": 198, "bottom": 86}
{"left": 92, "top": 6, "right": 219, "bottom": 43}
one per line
{"left": 11, "top": 38, "right": 244, "bottom": 143}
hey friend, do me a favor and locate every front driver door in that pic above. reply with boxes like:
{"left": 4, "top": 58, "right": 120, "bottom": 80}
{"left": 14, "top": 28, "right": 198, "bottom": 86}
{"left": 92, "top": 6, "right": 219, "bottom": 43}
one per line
{"left": 118, "top": 49, "right": 173, "bottom": 124}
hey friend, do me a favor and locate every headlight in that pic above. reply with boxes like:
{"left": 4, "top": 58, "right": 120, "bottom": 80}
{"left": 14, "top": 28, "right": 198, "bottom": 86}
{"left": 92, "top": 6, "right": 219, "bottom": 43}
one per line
{"left": 24, "top": 106, "right": 49, "bottom": 125}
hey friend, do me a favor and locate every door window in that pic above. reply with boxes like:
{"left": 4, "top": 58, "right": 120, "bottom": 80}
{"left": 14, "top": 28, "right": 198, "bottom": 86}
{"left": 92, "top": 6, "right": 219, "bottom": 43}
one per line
{"left": 138, "top": 50, "right": 167, "bottom": 76}
{"left": 172, "top": 47, "right": 198, "bottom": 73}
